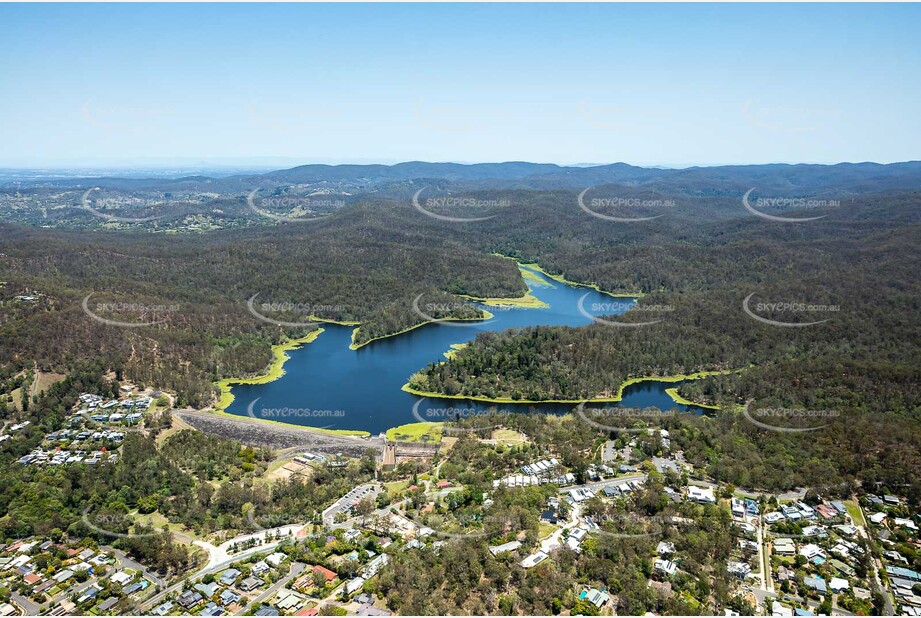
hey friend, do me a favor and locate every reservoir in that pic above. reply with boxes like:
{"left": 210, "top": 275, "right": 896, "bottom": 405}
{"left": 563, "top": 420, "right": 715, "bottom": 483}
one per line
{"left": 225, "top": 265, "right": 709, "bottom": 434}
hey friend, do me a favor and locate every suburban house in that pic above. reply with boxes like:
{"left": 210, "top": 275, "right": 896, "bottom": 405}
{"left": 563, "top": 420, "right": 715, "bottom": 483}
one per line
{"left": 656, "top": 541, "right": 676, "bottom": 556}
{"left": 804, "top": 575, "right": 827, "bottom": 594}
{"left": 240, "top": 577, "right": 262, "bottom": 592}
{"left": 219, "top": 568, "right": 241, "bottom": 586}
{"left": 773, "top": 538, "right": 796, "bottom": 556}
{"left": 654, "top": 559, "right": 677, "bottom": 577}
{"left": 489, "top": 541, "right": 522, "bottom": 557}
{"left": 579, "top": 587, "right": 610, "bottom": 609}
{"left": 686, "top": 486, "right": 716, "bottom": 504}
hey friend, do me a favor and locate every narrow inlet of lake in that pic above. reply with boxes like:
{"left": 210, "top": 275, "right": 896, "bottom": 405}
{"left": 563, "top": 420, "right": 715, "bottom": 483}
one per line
{"left": 225, "top": 266, "right": 708, "bottom": 434}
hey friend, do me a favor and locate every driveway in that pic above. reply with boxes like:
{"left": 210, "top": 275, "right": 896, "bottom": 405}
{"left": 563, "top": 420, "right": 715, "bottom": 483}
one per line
{"left": 10, "top": 592, "right": 39, "bottom": 616}
{"left": 140, "top": 524, "right": 303, "bottom": 612}
{"left": 236, "top": 562, "right": 305, "bottom": 615}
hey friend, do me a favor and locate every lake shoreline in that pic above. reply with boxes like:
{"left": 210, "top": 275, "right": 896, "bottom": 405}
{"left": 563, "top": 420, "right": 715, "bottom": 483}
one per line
{"left": 348, "top": 309, "right": 496, "bottom": 350}
{"left": 214, "top": 329, "right": 324, "bottom": 411}
{"left": 665, "top": 386, "right": 720, "bottom": 410}
{"left": 402, "top": 370, "right": 734, "bottom": 408}
{"left": 495, "top": 254, "right": 645, "bottom": 299}
{"left": 213, "top": 257, "right": 722, "bottom": 435}
{"left": 210, "top": 328, "right": 370, "bottom": 437}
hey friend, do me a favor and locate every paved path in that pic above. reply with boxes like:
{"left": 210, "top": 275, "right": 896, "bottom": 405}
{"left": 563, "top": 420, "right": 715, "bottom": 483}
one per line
{"left": 10, "top": 592, "right": 39, "bottom": 616}
{"left": 755, "top": 514, "right": 768, "bottom": 591}
{"left": 105, "top": 546, "right": 168, "bottom": 588}
{"left": 688, "top": 479, "right": 805, "bottom": 501}
{"left": 856, "top": 502, "right": 895, "bottom": 616}
{"left": 540, "top": 503, "right": 581, "bottom": 553}
{"left": 747, "top": 585, "right": 776, "bottom": 606}
{"left": 140, "top": 525, "right": 303, "bottom": 612}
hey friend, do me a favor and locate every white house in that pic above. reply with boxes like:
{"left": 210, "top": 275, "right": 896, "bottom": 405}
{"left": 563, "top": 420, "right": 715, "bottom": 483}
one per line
{"left": 656, "top": 541, "right": 676, "bottom": 556}
{"left": 654, "top": 558, "right": 677, "bottom": 577}
{"left": 687, "top": 485, "right": 716, "bottom": 504}
{"left": 520, "top": 551, "right": 548, "bottom": 568}
{"left": 111, "top": 570, "right": 133, "bottom": 587}
{"left": 582, "top": 588, "right": 610, "bottom": 609}
{"left": 489, "top": 541, "right": 521, "bottom": 556}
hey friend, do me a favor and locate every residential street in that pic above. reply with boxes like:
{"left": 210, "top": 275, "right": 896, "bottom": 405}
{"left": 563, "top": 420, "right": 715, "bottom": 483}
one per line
{"left": 235, "top": 562, "right": 305, "bottom": 615}
{"left": 105, "top": 545, "right": 168, "bottom": 588}
{"left": 10, "top": 592, "right": 39, "bottom": 616}
{"left": 139, "top": 524, "right": 304, "bottom": 612}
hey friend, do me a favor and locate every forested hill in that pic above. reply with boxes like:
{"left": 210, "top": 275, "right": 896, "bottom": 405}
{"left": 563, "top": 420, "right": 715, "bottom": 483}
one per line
{"left": 0, "top": 206, "right": 527, "bottom": 406}
{"left": 0, "top": 163, "right": 919, "bottom": 425}
{"left": 11, "top": 160, "right": 921, "bottom": 196}
{"left": 412, "top": 189, "right": 920, "bottom": 415}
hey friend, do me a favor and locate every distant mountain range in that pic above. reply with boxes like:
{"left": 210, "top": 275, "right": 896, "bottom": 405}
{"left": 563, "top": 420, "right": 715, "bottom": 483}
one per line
{"left": 6, "top": 160, "right": 921, "bottom": 199}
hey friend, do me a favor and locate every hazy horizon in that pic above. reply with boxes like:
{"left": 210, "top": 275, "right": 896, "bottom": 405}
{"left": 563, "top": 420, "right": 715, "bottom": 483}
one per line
{"left": 2, "top": 3, "right": 919, "bottom": 168}
{"left": 3, "top": 157, "right": 919, "bottom": 175}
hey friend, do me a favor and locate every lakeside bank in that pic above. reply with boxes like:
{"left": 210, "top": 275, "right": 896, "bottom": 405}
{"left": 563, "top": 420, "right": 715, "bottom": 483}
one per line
{"left": 218, "top": 255, "right": 724, "bottom": 435}
{"left": 348, "top": 309, "right": 496, "bottom": 350}
{"left": 211, "top": 329, "right": 370, "bottom": 437}
{"left": 403, "top": 369, "right": 735, "bottom": 409}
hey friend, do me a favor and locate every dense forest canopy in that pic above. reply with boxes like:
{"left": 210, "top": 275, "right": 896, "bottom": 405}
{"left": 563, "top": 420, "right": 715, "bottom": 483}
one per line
{"left": 0, "top": 161, "right": 919, "bottom": 618}
{"left": 1, "top": 162, "right": 919, "bottom": 479}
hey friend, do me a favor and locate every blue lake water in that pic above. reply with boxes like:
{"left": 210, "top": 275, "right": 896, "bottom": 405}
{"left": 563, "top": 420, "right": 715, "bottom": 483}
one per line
{"left": 226, "top": 266, "right": 707, "bottom": 434}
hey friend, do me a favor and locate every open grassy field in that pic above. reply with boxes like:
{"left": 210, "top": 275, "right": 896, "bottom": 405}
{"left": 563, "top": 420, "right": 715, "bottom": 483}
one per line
{"left": 844, "top": 499, "right": 866, "bottom": 527}
{"left": 134, "top": 510, "right": 202, "bottom": 540}
{"left": 487, "top": 428, "right": 530, "bottom": 445}
{"left": 386, "top": 421, "right": 443, "bottom": 443}
{"left": 153, "top": 412, "right": 196, "bottom": 444}
{"left": 8, "top": 386, "right": 23, "bottom": 412}
{"left": 384, "top": 480, "right": 411, "bottom": 498}
{"left": 32, "top": 370, "right": 66, "bottom": 395}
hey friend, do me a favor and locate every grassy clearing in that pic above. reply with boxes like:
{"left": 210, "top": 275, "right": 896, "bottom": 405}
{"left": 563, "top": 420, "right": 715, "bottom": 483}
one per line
{"left": 774, "top": 555, "right": 795, "bottom": 566}
{"left": 384, "top": 480, "right": 411, "bottom": 498}
{"left": 488, "top": 428, "right": 530, "bottom": 445}
{"left": 32, "top": 370, "right": 66, "bottom": 395}
{"left": 844, "top": 500, "right": 866, "bottom": 527}
{"left": 459, "top": 291, "right": 549, "bottom": 309}
{"left": 439, "top": 436, "right": 459, "bottom": 453}
{"left": 153, "top": 412, "right": 196, "bottom": 444}
{"left": 133, "top": 510, "right": 202, "bottom": 540}
{"left": 443, "top": 343, "right": 468, "bottom": 360}
{"left": 386, "top": 422, "right": 443, "bottom": 443}
{"left": 520, "top": 267, "right": 553, "bottom": 287}
{"left": 8, "top": 387, "right": 23, "bottom": 411}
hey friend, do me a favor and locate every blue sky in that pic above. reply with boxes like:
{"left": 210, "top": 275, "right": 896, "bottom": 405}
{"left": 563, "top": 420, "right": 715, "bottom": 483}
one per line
{"left": 1, "top": 3, "right": 919, "bottom": 168}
